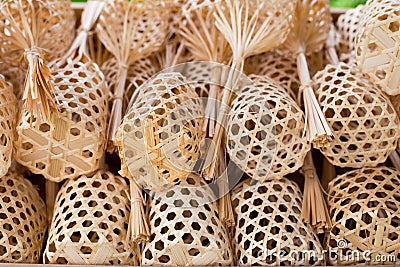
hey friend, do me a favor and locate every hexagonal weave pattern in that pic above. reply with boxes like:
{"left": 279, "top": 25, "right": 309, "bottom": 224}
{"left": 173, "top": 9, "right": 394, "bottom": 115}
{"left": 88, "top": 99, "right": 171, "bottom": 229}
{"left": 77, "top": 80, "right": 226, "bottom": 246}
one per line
{"left": 227, "top": 75, "right": 310, "bottom": 181}
{"left": 326, "top": 167, "right": 400, "bottom": 265}
{"left": 0, "top": 75, "right": 17, "bottom": 177}
{"left": 142, "top": 174, "right": 232, "bottom": 266}
{"left": 101, "top": 56, "right": 157, "bottom": 114}
{"left": 0, "top": 172, "right": 46, "bottom": 263}
{"left": 231, "top": 178, "right": 323, "bottom": 266}
{"left": 14, "top": 57, "right": 109, "bottom": 182}
{"left": 355, "top": 0, "right": 400, "bottom": 95}
{"left": 117, "top": 72, "right": 203, "bottom": 191}
{"left": 336, "top": 5, "right": 364, "bottom": 62}
{"left": 313, "top": 63, "right": 399, "bottom": 168}
{"left": 44, "top": 171, "right": 136, "bottom": 265}
{"left": 246, "top": 52, "right": 300, "bottom": 101}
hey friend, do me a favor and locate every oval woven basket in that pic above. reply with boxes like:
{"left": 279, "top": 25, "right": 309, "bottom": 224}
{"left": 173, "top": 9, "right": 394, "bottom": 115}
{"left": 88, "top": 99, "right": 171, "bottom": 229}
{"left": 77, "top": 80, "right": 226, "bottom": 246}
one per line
{"left": 14, "top": 57, "right": 109, "bottom": 182}
{"left": 227, "top": 75, "right": 310, "bottom": 182}
{"left": 327, "top": 166, "right": 400, "bottom": 265}
{"left": 142, "top": 173, "right": 233, "bottom": 266}
{"left": 0, "top": 75, "right": 17, "bottom": 177}
{"left": 231, "top": 178, "right": 323, "bottom": 265}
{"left": 0, "top": 172, "right": 46, "bottom": 263}
{"left": 44, "top": 171, "right": 137, "bottom": 265}
{"left": 117, "top": 72, "right": 204, "bottom": 191}
{"left": 313, "top": 62, "right": 399, "bottom": 168}
{"left": 355, "top": 0, "right": 400, "bottom": 95}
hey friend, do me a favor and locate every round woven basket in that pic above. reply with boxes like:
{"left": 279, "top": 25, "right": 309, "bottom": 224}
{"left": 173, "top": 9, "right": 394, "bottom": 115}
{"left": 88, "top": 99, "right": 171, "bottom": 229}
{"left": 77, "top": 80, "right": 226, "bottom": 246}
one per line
{"left": 101, "top": 56, "right": 158, "bottom": 115}
{"left": 227, "top": 75, "right": 310, "bottom": 182}
{"left": 355, "top": 0, "right": 400, "bottom": 95}
{"left": 117, "top": 72, "right": 204, "bottom": 191}
{"left": 231, "top": 178, "right": 323, "bottom": 265}
{"left": 142, "top": 173, "right": 232, "bottom": 266}
{"left": 0, "top": 75, "right": 17, "bottom": 177}
{"left": 327, "top": 166, "right": 400, "bottom": 265}
{"left": 0, "top": 172, "right": 46, "bottom": 263}
{"left": 44, "top": 171, "right": 137, "bottom": 265}
{"left": 313, "top": 62, "right": 399, "bottom": 168}
{"left": 14, "top": 57, "right": 109, "bottom": 182}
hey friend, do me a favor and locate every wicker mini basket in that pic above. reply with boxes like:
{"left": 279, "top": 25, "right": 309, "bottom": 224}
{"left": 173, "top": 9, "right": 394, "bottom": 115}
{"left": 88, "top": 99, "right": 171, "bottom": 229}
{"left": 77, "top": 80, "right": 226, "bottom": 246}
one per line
{"left": 117, "top": 72, "right": 204, "bottom": 191}
{"left": 327, "top": 167, "right": 400, "bottom": 265}
{"left": 44, "top": 171, "right": 137, "bottom": 265}
{"left": 231, "top": 178, "right": 324, "bottom": 265}
{"left": 313, "top": 62, "right": 399, "bottom": 168}
{"left": 142, "top": 173, "right": 233, "bottom": 266}
{"left": 0, "top": 75, "right": 17, "bottom": 177}
{"left": 355, "top": 0, "right": 400, "bottom": 95}
{"left": 227, "top": 75, "right": 310, "bottom": 182}
{"left": 0, "top": 172, "right": 46, "bottom": 263}
{"left": 14, "top": 57, "right": 109, "bottom": 182}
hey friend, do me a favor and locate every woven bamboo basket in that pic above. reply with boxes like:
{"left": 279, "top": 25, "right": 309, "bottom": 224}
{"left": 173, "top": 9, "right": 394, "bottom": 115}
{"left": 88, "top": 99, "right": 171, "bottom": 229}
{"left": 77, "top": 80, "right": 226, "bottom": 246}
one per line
{"left": 142, "top": 173, "right": 233, "bottom": 266}
{"left": 227, "top": 75, "right": 310, "bottom": 182}
{"left": 245, "top": 51, "right": 300, "bottom": 101}
{"left": 313, "top": 62, "right": 399, "bottom": 168}
{"left": 101, "top": 56, "right": 158, "bottom": 115}
{"left": 326, "top": 167, "right": 400, "bottom": 265}
{"left": 44, "top": 171, "right": 137, "bottom": 265}
{"left": 96, "top": 0, "right": 168, "bottom": 149}
{"left": 0, "top": 75, "right": 17, "bottom": 177}
{"left": 336, "top": 5, "right": 364, "bottom": 64}
{"left": 117, "top": 72, "right": 204, "bottom": 191}
{"left": 231, "top": 178, "right": 323, "bottom": 265}
{"left": 0, "top": 172, "right": 46, "bottom": 263}
{"left": 355, "top": 0, "right": 400, "bottom": 95}
{"left": 14, "top": 56, "right": 109, "bottom": 182}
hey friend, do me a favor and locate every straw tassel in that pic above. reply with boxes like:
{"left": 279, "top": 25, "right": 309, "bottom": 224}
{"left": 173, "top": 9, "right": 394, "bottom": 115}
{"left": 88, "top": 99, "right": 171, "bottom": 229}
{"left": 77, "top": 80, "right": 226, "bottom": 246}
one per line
{"left": 127, "top": 180, "right": 150, "bottom": 244}
{"left": 301, "top": 151, "right": 331, "bottom": 234}
{"left": 297, "top": 53, "right": 333, "bottom": 148}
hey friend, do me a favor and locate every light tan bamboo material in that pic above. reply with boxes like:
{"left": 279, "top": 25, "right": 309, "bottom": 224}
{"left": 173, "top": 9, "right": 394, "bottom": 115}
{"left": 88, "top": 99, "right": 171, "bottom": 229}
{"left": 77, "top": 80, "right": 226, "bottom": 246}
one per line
{"left": 96, "top": 0, "right": 168, "bottom": 150}
{"left": 14, "top": 1, "right": 109, "bottom": 183}
{"left": 14, "top": 54, "right": 109, "bottom": 182}
{"left": 355, "top": 0, "right": 400, "bottom": 95}
{"left": 142, "top": 174, "right": 233, "bottom": 266}
{"left": 44, "top": 171, "right": 138, "bottom": 265}
{"left": 313, "top": 62, "right": 399, "bottom": 168}
{"left": 88, "top": 33, "right": 113, "bottom": 68}
{"left": 0, "top": 172, "right": 47, "bottom": 263}
{"left": 0, "top": 75, "right": 17, "bottom": 177}
{"left": 45, "top": 180, "right": 58, "bottom": 226}
{"left": 327, "top": 167, "right": 400, "bottom": 265}
{"left": 245, "top": 51, "right": 300, "bottom": 100}
{"left": 232, "top": 178, "right": 324, "bottom": 266}
{"left": 227, "top": 75, "right": 310, "bottom": 182}
{"left": 325, "top": 25, "right": 340, "bottom": 66}
{"left": 117, "top": 72, "right": 204, "bottom": 191}
{"left": 202, "top": 0, "right": 295, "bottom": 184}
{"left": 101, "top": 56, "right": 158, "bottom": 114}
{"left": 301, "top": 152, "right": 331, "bottom": 233}
{"left": 0, "top": 0, "right": 75, "bottom": 121}
{"left": 282, "top": 0, "right": 333, "bottom": 148}
{"left": 0, "top": 64, "right": 25, "bottom": 98}
{"left": 180, "top": 0, "right": 231, "bottom": 137}
{"left": 336, "top": 5, "right": 364, "bottom": 64}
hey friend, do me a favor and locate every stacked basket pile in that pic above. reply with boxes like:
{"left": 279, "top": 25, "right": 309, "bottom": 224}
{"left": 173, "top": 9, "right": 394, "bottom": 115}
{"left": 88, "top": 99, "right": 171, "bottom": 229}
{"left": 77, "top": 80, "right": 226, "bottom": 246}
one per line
{"left": 0, "top": 0, "right": 399, "bottom": 266}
